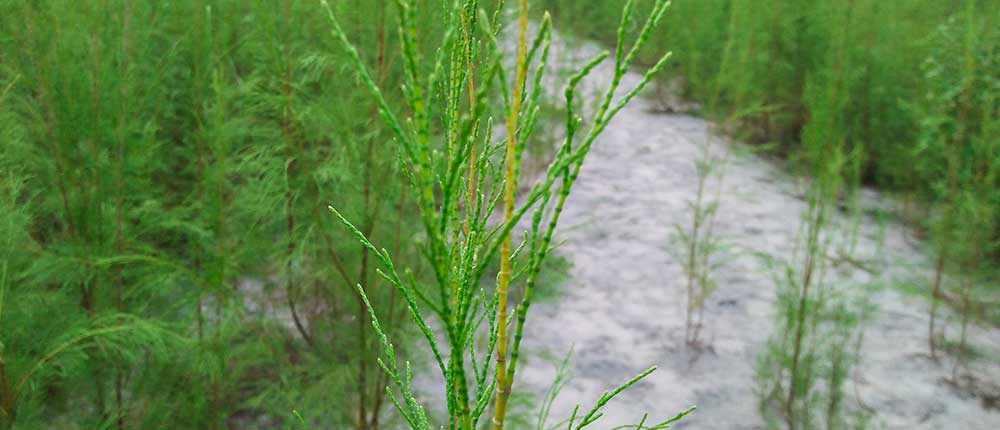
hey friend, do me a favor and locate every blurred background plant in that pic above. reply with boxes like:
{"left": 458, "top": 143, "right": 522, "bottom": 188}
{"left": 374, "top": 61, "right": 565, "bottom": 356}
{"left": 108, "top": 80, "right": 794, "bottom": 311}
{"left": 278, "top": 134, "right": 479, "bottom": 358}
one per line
{"left": 0, "top": 0, "right": 430, "bottom": 428}
{"left": 750, "top": 3, "right": 878, "bottom": 427}
{"left": 669, "top": 136, "right": 727, "bottom": 349}
{"left": 918, "top": 2, "right": 1000, "bottom": 368}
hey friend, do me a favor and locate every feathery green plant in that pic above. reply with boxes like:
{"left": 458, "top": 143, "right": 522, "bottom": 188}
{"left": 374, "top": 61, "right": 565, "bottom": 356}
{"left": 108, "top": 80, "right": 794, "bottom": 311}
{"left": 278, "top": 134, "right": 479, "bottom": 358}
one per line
{"left": 754, "top": 3, "right": 876, "bottom": 428}
{"left": 2, "top": 0, "right": 428, "bottom": 427}
{"left": 918, "top": 1, "right": 1000, "bottom": 363}
{"left": 324, "top": 0, "right": 693, "bottom": 429}
{"left": 670, "top": 137, "right": 727, "bottom": 348}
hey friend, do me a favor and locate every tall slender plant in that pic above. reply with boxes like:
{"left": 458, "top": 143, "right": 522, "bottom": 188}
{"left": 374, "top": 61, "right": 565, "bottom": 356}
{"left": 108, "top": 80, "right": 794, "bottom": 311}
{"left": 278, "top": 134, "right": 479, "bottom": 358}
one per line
{"left": 755, "top": 2, "right": 875, "bottom": 429}
{"left": 671, "top": 138, "right": 727, "bottom": 348}
{"left": 323, "top": 0, "right": 693, "bottom": 429}
{"left": 919, "top": 1, "right": 1000, "bottom": 363}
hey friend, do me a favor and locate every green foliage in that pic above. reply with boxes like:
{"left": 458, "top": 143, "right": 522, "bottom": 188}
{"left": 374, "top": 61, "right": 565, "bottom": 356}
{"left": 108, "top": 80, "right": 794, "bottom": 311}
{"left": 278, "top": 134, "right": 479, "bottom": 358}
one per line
{"left": 669, "top": 137, "right": 728, "bottom": 348}
{"left": 918, "top": 1, "right": 1000, "bottom": 367}
{"left": 748, "top": 3, "right": 880, "bottom": 428}
{"left": 755, "top": 277, "right": 876, "bottom": 430}
{"left": 0, "top": 0, "right": 424, "bottom": 428}
{"left": 325, "top": 0, "right": 692, "bottom": 429}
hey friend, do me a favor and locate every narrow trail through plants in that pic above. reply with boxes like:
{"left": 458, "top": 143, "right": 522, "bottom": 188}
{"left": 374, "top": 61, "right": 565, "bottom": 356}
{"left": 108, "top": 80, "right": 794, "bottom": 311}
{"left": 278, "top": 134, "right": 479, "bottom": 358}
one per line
{"left": 496, "top": 30, "right": 1000, "bottom": 430}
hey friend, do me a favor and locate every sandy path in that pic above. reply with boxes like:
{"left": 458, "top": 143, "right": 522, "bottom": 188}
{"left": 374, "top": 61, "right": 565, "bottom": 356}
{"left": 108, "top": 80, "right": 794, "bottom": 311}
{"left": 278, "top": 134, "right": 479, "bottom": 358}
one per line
{"left": 496, "top": 32, "right": 1000, "bottom": 430}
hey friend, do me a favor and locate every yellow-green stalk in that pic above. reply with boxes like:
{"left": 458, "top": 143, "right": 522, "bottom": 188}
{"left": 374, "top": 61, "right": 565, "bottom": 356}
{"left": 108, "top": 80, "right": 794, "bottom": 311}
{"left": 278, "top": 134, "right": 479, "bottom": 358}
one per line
{"left": 492, "top": 0, "right": 529, "bottom": 429}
